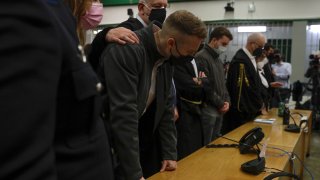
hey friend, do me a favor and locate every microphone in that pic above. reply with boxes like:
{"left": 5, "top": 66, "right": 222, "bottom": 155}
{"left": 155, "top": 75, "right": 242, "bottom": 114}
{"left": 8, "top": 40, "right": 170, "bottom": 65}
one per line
{"left": 210, "top": 129, "right": 266, "bottom": 175}
{"left": 240, "top": 143, "right": 266, "bottom": 175}
{"left": 284, "top": 113, "right": 301, "bottom": 133}
{"left": 206, "top": 136, "right": 266, "bottom": 175}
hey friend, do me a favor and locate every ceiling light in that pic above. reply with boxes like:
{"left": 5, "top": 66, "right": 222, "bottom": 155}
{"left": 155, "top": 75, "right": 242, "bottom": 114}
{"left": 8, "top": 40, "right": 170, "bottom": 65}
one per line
{"left": 238, "top": 26, "right": 267, "bottom": 32}
{"left": 309, "top": 25, "right": 320, "bottom": 32}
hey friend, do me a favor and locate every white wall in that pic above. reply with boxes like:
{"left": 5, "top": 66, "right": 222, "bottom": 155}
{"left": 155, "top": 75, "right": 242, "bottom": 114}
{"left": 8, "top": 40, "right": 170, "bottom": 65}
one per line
{"left": 101, "top": 0, "right": 320, "bottom": 25}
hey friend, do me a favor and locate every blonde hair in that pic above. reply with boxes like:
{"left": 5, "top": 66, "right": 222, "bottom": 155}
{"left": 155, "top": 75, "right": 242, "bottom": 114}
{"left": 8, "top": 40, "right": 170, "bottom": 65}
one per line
{"left": 64, "top": 0, "right": 93, "bottom": 45}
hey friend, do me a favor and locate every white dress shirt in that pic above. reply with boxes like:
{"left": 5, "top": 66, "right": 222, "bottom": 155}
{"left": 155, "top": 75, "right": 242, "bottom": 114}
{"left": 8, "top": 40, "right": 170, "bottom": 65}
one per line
{"left": 272, "top": 62, "right": 292, "bottom": 89}
{"left": 242, "top": 47, "right": 257, "bottom": 71}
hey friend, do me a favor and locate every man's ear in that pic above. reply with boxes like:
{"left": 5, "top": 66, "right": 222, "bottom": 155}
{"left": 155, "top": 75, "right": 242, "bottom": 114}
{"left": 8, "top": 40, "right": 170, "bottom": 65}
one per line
{"left": 167, "top": 38, "right": 175, "bottom": 47}
{"left": 138, "top": 3, "right": 145, "bottom": 12}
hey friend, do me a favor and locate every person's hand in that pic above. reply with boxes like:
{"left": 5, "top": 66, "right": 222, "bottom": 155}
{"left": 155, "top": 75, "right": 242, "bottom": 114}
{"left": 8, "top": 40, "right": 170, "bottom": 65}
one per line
{"left": 106, "top": 27, "right": 139, "bottom": 45}
{"left": 173, "top": 106, "right": 179, "bottom": 122}
{"left": 261, "top": 106, "right": 269, "bottom": 115}
{"left": 270, "top": 81, "right": 283, "bottom": 88}
{"left": 219, "top": 102, "right": 229, "bottom": 114}
{"left": 192, "top": 71, "right": 207, "bottom": 85}
{"left": 192, "top": 77, "right": 202, "bottom": 85}
{"left": 198, "top": 71, "right": 207, "bottom": 78}
{"left": 139, "top": 177, "right": 145, "bottom": 180}
{"left": 160, "top": 160, "right": 177, "bottom": 172}
{"left": 259, "top": 103, "right": 268, "bottom": 115}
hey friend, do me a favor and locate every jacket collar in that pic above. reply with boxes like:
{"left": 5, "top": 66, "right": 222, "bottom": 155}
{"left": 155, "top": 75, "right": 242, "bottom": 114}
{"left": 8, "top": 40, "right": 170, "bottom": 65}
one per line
{"left": 136, "top": 22, "right": 164, "bottom": 62}
{"left": 203, "top": 44, "right": 219, "bottom": 59}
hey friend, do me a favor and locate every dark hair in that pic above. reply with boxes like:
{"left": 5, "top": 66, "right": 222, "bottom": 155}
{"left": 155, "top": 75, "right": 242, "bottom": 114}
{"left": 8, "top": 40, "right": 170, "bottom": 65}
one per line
{"left": 264, "top": 43, "right": 274, "bottom": 51}
{"left": 209, "top": 26, "right": 233, "bottom": 42}
{"left": 273, "top": 49, "right": 281, "bottom": 54}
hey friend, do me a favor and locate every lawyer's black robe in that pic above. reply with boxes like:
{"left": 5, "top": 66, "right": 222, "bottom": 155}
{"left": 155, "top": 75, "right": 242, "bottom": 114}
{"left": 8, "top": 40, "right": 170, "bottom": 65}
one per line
{"left": 223, "top": 49, "right": 263, "bottom": 134}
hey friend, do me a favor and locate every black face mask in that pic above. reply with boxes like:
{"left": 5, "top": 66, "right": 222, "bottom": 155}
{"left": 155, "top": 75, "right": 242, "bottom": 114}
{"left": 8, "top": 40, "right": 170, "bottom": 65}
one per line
{"left": 274, "top": 54, "right": 281, "bottom": 63}
{"left": 267, "top": 53, "right": 274, "bottom": 62}
{"left": 169, "top": 40, "right": 194, "bottom": 66}
{"left": 275, "top": 58, "right": 281, "bottom": 63}
{"left": 149, "top": 8, "right": 166, "bottom": 24}
{"left": 253, "top": 47, "right": 263, "bottom": 57}
{"left": 267, "top": 53, "right": 274, "bottom": 59}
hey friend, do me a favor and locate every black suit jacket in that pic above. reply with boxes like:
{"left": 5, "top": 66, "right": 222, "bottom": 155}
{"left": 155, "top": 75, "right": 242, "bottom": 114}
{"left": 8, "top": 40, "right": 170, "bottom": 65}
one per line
{"left": 0, "top": 0, "right": 113, "bottom": 179}
{"left": 263, "top": 62, "right": 276, "bottom": 98}
{"left": 48, "top": 1, "right": 114, "bottom": 180}
{"left": 89, "top": 17, "right": 144, "bottom": 72}
{"left": 174, "top": 62, "right": 203, "bottom": 102}
{"left": 0, "top": 1, "right": 61, "bottom": 179}
{"left": 226, "top": 49, "right": 263, "bottom": 116}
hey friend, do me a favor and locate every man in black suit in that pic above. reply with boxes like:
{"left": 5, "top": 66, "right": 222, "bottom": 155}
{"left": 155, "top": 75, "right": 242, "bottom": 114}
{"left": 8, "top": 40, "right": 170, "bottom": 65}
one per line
{"left": 173, "top": 58, "right": 207, "bottom": 159}
{"left": 223, "top": 33, "right": 266, "bottom": 134}
{"left": 0, "top": 0, "right": 113, "bottom": 179}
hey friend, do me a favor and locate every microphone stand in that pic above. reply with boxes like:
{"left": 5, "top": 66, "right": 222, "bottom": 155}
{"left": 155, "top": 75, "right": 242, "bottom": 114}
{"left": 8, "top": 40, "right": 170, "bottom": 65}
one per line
{"left": 284, "top": 114, "right": 301, "bottom": 133}
{"left": 241, "top": 144, "right": 266, "bottom": 175}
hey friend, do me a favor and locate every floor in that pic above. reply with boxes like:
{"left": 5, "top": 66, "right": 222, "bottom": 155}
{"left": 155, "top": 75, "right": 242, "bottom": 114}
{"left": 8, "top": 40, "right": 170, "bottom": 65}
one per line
{"left": 303, "top": 129, "right": 320, "bottom": 180}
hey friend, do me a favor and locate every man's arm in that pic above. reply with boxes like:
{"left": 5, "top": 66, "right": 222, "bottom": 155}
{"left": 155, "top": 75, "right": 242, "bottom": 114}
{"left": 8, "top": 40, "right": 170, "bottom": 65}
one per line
{"left": 158, "top": 66, "right": 178, "bottom": 171}
{"left": 196, "top": 57, "right": 225, "bottom": 109}
{"left": 227, "top": 62, "right": 263, "bottom": 113}
{"left": 88, "top": 27, "right": 139, "bottom": 71}
{"left": 102, "top": 44, "right": 143, "bottom": 180}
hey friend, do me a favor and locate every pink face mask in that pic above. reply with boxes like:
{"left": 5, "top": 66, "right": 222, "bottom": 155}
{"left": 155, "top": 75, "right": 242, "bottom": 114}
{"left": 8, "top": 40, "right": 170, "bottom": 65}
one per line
{"left": 81, "top": 2, "right": 103, "bottom": 30}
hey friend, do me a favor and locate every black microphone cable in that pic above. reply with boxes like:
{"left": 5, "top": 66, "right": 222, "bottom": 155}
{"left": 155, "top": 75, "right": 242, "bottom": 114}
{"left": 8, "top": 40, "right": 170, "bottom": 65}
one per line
{"left": 260, "top": 144, "right": 314, "bottom": 180}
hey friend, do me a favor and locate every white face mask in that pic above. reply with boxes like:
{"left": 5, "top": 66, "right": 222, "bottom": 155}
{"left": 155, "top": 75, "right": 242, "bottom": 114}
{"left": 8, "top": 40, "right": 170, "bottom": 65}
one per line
{"left": 257, "top": 61, "right": 265, "bottom": 70}
{"left": 257, "top": 57, "right": 268, "bottom": 69}
{"left": 218, "top": 45, "right": 227, "bottom": 53}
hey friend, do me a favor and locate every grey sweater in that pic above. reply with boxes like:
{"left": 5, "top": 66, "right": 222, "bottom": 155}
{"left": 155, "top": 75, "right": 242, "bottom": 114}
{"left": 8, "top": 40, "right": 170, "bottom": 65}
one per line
{"left": 195, "top": 44, "right": 230, "bottom": 109}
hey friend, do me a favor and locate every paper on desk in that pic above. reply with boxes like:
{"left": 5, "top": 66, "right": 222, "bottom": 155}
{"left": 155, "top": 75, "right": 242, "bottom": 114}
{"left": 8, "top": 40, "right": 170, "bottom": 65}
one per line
{"left": 254, "top": 118, "right": 276, "bottom": 124}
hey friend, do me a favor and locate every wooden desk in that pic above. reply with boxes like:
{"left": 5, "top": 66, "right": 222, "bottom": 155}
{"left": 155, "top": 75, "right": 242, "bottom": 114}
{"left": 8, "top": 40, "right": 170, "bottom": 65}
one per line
{"left": 149, "top": 109, "right": 312, "bottom": 180}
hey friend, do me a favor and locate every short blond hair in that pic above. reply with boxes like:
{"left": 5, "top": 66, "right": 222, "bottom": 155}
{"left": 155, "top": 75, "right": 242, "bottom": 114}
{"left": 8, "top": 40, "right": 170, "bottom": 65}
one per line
{"left": 162, "top": 10, "right": 207, "bottom": 40}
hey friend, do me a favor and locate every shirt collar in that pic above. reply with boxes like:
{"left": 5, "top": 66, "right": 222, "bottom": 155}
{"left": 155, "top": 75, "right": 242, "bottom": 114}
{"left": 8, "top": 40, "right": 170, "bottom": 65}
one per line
{"left": 242, "top": 47, "right": 257, "bottom": 71}
{"left": 203, "top": 44, "right": 219, "bottom": 59}
{"left": 136, "top": 14, "right": 148, "bottom": 27}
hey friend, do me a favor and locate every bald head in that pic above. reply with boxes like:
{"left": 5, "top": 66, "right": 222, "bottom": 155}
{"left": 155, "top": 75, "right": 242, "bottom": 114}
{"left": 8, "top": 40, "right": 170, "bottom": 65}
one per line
{"left": 247, "top": 33, "right": 266, "bottom": 46}
{"left": 246, "top": 32, "right": 266, "bottom": 55}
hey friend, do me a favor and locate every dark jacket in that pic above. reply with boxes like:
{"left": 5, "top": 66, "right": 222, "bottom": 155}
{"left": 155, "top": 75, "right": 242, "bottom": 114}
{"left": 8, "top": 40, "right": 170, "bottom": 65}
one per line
{"left": 0, "top": 1, "right": 60, "bottom": 179}
{"left": 100, "top": 23, "right": 177, "bottom": 180}
{"left": 174, "top": 62, "right": 203, "bottom": 103}
{"left": 49, "top": 1, "right": 114, "bottom": 180}
{"left": 263, "top": 62, "right": 276, "bottom": 100}
{"left": 0, "top": 0, "right": 113, "bottom": 180}
{"left": 226, "top": 48, "right": 263, "bottom": 115}
{"left": 196, "top": 44, "right": 230, "bottom": 109}
{"left": 88, "top": 17, "right": 144, "bottom": 72}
